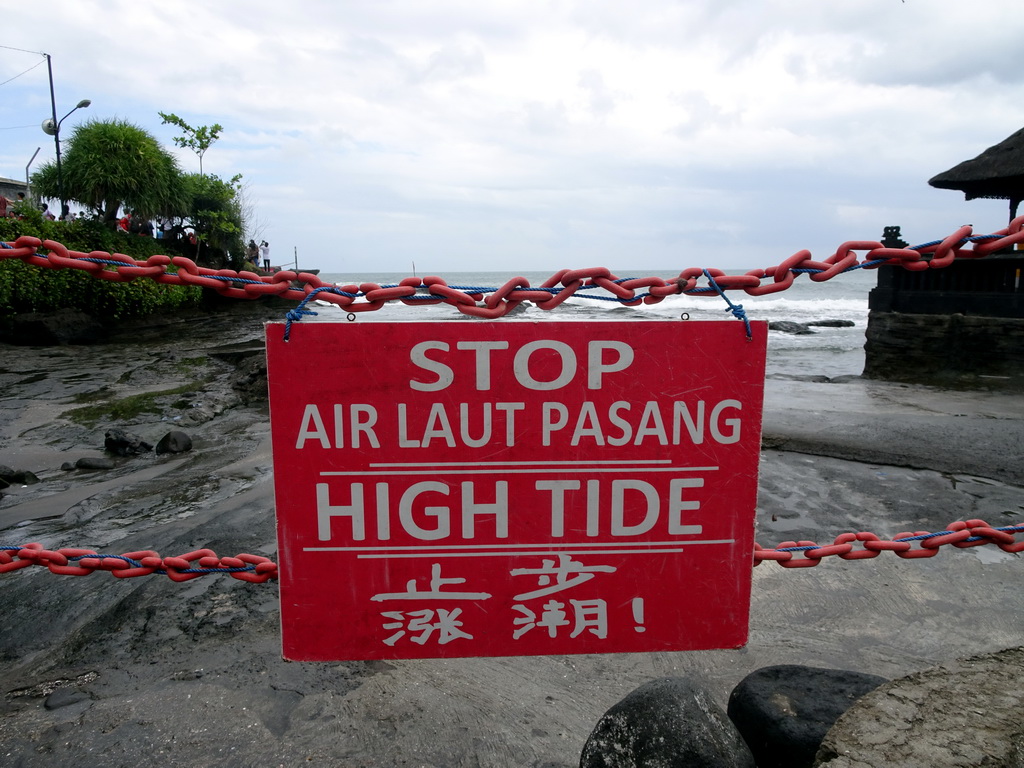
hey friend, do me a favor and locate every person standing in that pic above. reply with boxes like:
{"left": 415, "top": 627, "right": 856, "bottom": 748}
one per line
{"left": 260, "top": 241, "right": 271, "bottom": 271}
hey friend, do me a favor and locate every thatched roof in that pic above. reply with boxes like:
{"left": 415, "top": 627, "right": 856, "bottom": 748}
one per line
{"left": 929, "top": 126, "right": 1024, "bottom": 202}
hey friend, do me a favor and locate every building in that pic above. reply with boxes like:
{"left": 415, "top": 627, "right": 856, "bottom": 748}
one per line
{"left": 863, "top": 128, "right": 1024, "bottom": 389}
{"left": 0, "top": 176, "right": 30, "bottom": 205}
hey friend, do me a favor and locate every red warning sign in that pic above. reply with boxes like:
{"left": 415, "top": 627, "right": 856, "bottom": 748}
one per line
{"left": 267, "top": 320, "right": 766, "bottom": 661}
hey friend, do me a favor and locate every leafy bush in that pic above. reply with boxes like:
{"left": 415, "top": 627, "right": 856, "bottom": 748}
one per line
{"left": 0, "top": 217, "right": 202, "bottom": 320}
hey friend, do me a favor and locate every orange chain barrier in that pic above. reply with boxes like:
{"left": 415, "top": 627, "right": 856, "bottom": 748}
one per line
{"left": 753, "top": 519, "right": 1024, "bottom": 568}
{"left": 4, "top": 225, "right": 1022, "bottom": 581}
{"left": 3, "top": 217, "right": 1023, "bottom": 318}
{"left": 0, "top": 543, "right": 277, "bottom": 582}
{"left": 3, "top": 520, "right": 1021, "bottom": 582}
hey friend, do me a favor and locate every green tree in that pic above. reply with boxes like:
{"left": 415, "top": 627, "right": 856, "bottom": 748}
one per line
{"left": 180, "top": 172, "right": 247, "bottom": 269}
{"left": 159, "top": 112, "right": 223, "bottom": 176}
{"left": 31, "top": 119, "right": 187, "bottom": 225}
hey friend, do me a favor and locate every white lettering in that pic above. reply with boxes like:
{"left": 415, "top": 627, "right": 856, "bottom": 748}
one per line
{"left": 317, "top": 482, "right": 365, "bottom": 540}
{"left": 673, "top": 401, "right": 704, "bottom": 444}
{"left": 710, "top": 400, "right": 742, "bottom": 444}
{"left": 296, "top": 404, "right": 379, "bottom": 449}
{"left": 494, "top": 402, "right": 525, "bottom": 446}
{"left": 456, "top": 341, "right": 510, "bottom": 391}
{"left": 461, "top": 481, "right": 509, "bottom": 538}
{"left": 296, "top": 404, "right": 330, "bottom": 449}
{"left": 350, "top": 405, "right": 380, "bottom": 448}
{"left": 668, "top": 478, "right": 704, "bottom": 535}
{"left": 421, "top": 403, "right": 456, "bottom": 448}
{"left": 537, "top": 480, "right": 580, "bottom": 537}
{"left": 610, "top": 480, "right": 659, "bottom": 536}
{"left": 514, "top": 340, "right": 576, "bottom": 390}
{"left": 399, "top": 481, "right": 451, "bottom": 540}
{"left": 634, "top": 401, "right": 668, "bottom": 445}
{"left": 587, "top": 341, "right": 634, "bottom": 389}
{"left": 606, "top": 401, "right": 633, "bottom": 446}
{"left": 459, "top": 402, "right": 491, "bottom": 447}
{"left": 571, "top": 401, "right": 605, "bottom": 446}
{"left": 397, "top": 403, "right": 420, "bottom": 447}
{"left": 542, "top": 402, "right": 569, "bottom": 446}
{"left": 409, "top": 341, "right": 453, "bottom": 391}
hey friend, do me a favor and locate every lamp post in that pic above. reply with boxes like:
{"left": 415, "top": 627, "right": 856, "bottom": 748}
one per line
{"left": 25, "top": 147, "right": 40, "bottom": 205}
{"left": 41, "top": 53, "right": 90, "bottom": 218}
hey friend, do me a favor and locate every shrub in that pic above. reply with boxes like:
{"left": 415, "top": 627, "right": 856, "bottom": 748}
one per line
{"left": 0, "top": 217, "right": 202, "bottom": 320}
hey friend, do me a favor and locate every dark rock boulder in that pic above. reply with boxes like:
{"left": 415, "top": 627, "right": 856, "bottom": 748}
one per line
{"left": 44, "top": 687, "right": 92, "bottom": 711}
{"left": 807, "top": 319, "right": 855, "bottom": 328}
{"left": 0, "top": 465, "right": 39, "bottom": 485}
{"left": 74, "top": 457, "right": 116, "bottom": 470}
{"left": 727, "top": 665, "right": 887, "bottom": 768}
{"left": 580, "top": 677, "right": 755, "bottom": 767}
{"left": 768, "top": 321, "right": 816, "bottom": 335}
{"left": 103, "top": 429, "right": 152, "bottom": 457}
{"left": 5, "top": 309, "right": 108, "bottom": 346}
{"left": 156, "top": 430, "right": 193, "bottom": 454}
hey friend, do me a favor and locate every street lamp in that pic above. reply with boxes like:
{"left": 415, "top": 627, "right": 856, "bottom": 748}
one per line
{"left": 41, "top": 53, "right": 90, "bottom": 218}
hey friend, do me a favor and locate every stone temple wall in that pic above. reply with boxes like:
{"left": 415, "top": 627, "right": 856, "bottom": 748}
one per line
{"left": 863, "top": 256, "right": 1024, "bottom": 389}
{"left": 863, "top": 311, "right": 1024, "bottom": 389}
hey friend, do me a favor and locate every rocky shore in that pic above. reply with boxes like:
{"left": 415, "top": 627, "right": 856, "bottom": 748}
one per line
{"left": 1, "top": 304, "right": 1022, "bottom": 766}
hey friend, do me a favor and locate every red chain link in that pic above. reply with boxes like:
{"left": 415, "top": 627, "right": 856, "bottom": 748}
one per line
{"left": 3, "top": 217, "right": 1022, "bottom": 317}
{"left": 0, "top": 543, "right": 277, "bottom": 582}
{"left": 753, "top": 519, "right": 1024, "bottom": 568}
{"left": 4, "top": 225, "right": 1022, "bottom": 582}
{"left": 2, "top": 519, "right": 1020, "bottom": 582}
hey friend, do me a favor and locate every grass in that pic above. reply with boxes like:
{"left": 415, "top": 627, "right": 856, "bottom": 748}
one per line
{"left": 66, "top": 381, "right": 209, "bottom": 425}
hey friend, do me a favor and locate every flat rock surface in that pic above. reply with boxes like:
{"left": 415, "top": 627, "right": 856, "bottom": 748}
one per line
{"left": 816, "top": 646, "right": 1024, "bottom": 768}
{"left": 1, "top": 308, "right": 1022, "bottom": 766}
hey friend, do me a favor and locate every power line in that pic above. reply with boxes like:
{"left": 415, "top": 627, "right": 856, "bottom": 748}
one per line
{"left": 0, "top": 58, "right": 45, "bottom": 87}
{"left": 0, "top": 44, "right": 46, "bottom": 56}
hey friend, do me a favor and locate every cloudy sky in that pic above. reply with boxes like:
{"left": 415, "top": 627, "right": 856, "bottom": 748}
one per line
{"left": 3, "top": 0, "right": 1023, "bottom": 275}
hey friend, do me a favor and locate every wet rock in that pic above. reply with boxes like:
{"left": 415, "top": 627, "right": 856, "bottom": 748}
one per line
{"left": 75, "top": 457, "right": 116, "bottom": 470}
{"left": 229, "top": 355, "right": 269, "bottom": 403}
{"left": 727, "top": 665, "right": 887, "bottom": 768}
{"left": 5, "top": 309, "right": 108, "bottom": 346}
{"left": 580, "top": 677, "right": 755, "bottom": 767}
{"left": 156, "top": 430, "right": 193, "bottom": 454}
{"left": 44, "top": 687, "right": 92, "bottom": 710}
{"left": 808, "top": 319, "right": 855, "bottom": 328}
{"left": 103, "top": 429, "right": 153, "bottom": 457}
{"left": 769, "top": 321, "right": 816, "bottom": 335}
{"left": 817, "top": 646, "right": 1024, "bottom": 767}
{"left": 0, "top": 465, "right": 39, "bottom": 485}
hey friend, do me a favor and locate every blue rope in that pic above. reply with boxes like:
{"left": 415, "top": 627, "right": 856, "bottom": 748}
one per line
{"left": 774, "top": 524, "right": 1024, "bottom": 552}
{"left": 702, "top": 269, "right": 753, "bottom": 340}
{"left": 909, "top": 233, "right": 1001, "bottom": 251}
{"left": 283, "top": 285, "right": 365, "bottom": 340}
{"left": 283, "top": 289, "right": 325, "bottom": 341}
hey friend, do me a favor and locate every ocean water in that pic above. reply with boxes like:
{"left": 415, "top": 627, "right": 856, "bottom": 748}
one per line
{"left": 309, "top": 267, "right": 879, "bottom": 380}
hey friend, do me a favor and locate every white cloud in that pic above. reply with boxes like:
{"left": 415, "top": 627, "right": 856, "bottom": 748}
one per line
{"left": 2, "top": 0, "right": 1022, "bottom": 277}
